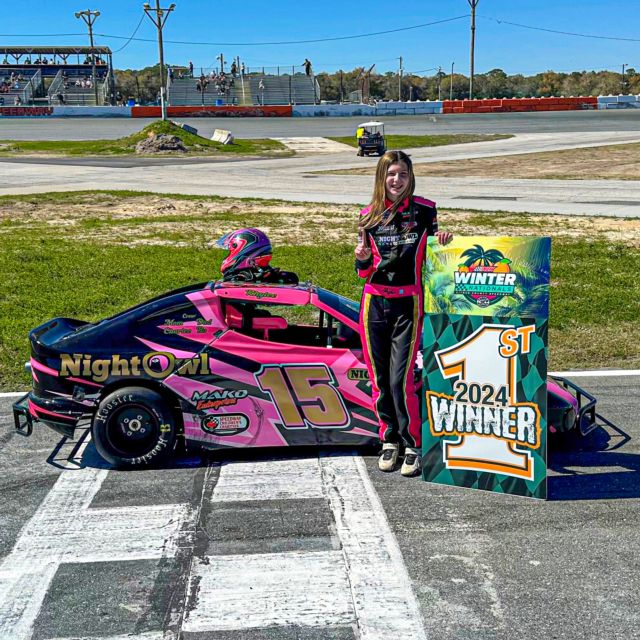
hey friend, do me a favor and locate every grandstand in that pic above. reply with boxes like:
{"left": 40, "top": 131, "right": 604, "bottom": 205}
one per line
{"left": 0, "top": 46, "right": 114, "bottom": 106}
{"left": 167, "top": 70, "right": 320, "bottom": 106}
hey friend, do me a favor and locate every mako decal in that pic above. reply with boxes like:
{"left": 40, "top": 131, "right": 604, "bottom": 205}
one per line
{"left": 60, "top": 352, "right": 212, "bottom": 383}
{"left": 454, "top": 244, "right": 516, "bottom": 308}
{"left": 201, "top": 413, "right": 249, "bottom": 435}
{"left": 190, "top": 388, "right": 248, "bottom": 411}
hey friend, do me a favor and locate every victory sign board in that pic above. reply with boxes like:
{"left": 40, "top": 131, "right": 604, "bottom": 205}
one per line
{"left": 422, "top": 236, "right": 551, "bottom": 499}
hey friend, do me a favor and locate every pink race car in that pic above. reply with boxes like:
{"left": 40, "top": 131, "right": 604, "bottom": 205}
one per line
{"left": 12, "top": 274, "right": 597, "bottom": 467}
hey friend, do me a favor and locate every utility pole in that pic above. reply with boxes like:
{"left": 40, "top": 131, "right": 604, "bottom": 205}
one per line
{"left": 450, "top": 61, "right": 455, "bottom": 100}
{"left": 468, "top": 0, "right": 479, "bottom": 99}
{"left": 74, "top": 9, "right": 100, "bottom": 106}
{"left": 622, "top": 63, "right": 628, "bottom": 93}
{"left": 143, "top": 1, "right": 176, "bottom": 121}
{"left": 398, "top": 56, "right": 403, "bottom": 101}
{"left": 217, "top": 53, "right": 225, "bottom": 74}
{"left": 437, "top": 66, "right": 442, "bottom": 101}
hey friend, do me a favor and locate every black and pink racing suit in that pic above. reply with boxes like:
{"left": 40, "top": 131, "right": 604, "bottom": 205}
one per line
{"left": 356, "top": 196, "right": 438, "bottom": 450}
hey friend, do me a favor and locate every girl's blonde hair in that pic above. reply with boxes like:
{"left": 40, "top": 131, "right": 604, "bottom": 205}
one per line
{"left": 359, "top": 150, "right": 415, "bottom": 229}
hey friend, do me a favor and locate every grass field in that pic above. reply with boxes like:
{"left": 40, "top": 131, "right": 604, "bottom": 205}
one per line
{"left": 0, "top": 120, "right": 289, "bottom": 157}
{"left": 329, "top": 133, "right": 512, "bottom": 150}
{"left": 1, "top": 190, "right": 639, "bottom": 390}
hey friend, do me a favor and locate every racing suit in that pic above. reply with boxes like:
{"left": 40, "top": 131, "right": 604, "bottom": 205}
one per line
{"left": 356, "top": 196, "right": 438, "bottom": 449}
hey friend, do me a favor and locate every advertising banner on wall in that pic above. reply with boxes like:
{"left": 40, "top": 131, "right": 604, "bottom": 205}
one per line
{"left": 421, "top": 236, "right": 551, "bottom": 499}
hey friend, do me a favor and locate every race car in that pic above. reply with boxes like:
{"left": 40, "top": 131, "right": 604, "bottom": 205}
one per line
{"left": 12, "top": 227, "right": 596, "bottom": 467}
{"left": 12, "top": 275, "right": 597, "bottom": 467}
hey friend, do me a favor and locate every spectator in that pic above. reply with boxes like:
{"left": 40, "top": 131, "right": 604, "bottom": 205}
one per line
{"left": 116, "top": 91, "right": 123, "bottom": 106}
{"left": 189, "top": 60, "right": 194, "bottom": 77}
{"left": 230, "top": 60, "right": 237, "bottom": 77}
{"left": 0, "top": 97, "right": 4, "bottom": 105}
{"left": 241, "top": 62, "right": 246, "bottom": 75}
{"left": 178, "top": 70, "right": 184, "bottom": 79}
{"left": 14, "top": 95, "right": 22, "bottom": 105}
{"left": 168, "top": 66, "right": 174, "bottom": 81}
{"left": 258, "top": 78, "right": 265, "bottom": 105}
{"left": 302, "top": 58, "right": 312, "bottom": 76}
{"left": 57, "top": 92, "right": 65, "bottom": 105}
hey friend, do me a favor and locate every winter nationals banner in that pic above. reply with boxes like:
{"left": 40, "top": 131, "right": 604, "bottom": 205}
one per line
{"left": 421, "top": 236, "right": 551, "bottom": 499}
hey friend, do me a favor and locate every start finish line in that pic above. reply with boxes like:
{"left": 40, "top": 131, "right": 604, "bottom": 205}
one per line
{"left": 421, "top": 236, "right": 551, "bottom": 500}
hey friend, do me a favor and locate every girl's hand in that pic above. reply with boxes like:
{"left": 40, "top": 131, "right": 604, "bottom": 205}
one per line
{"left": 355, "top": 242, "right": 372, "bottom": 261}
{"left": 436, "top": 231, "right": 453, "bottom": 245}
{"left": 355, "top": 228, "right": 371, "bottom": 261}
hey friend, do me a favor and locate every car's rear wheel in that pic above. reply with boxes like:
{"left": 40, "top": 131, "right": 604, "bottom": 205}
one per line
{"left": 92, "top": 387, "right": 177, "bottom": 468}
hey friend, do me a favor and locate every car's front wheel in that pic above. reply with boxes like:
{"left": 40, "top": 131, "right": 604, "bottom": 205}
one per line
{"left": 92, "top": 387, "right": 177, "bottom": 468}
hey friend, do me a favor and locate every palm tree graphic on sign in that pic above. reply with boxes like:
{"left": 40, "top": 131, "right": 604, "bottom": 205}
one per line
{"left": 456, "top": 244, "right": 513, "bottom": 307}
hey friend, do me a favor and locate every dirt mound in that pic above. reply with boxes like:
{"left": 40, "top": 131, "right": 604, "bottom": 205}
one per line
{"left": 135, "top": 133, "right": 187, "bottom": 154}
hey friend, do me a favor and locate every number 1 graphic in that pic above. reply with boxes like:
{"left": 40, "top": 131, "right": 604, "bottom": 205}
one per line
{"left": 433, "top": 324, "right": 534, "bottom": 480}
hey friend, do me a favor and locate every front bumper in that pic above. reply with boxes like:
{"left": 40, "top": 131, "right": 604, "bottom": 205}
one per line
{"left": 550, "top": 376, "right": 597, "bottom": 436}
{"left": 12, "top": 392, "right": 87, "bottom": 439}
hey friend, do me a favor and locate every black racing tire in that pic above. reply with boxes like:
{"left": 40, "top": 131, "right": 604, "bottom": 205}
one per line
{"left": 357, "top": 148, "right": 364, "bottom": 157}
{"left": 92, "top": 387, "right": 177, "bottom": 468}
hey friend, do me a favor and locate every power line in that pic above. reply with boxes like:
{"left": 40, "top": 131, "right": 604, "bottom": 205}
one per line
{"left": 111, "top": 13, "right": 146, "bottom": 53}
{"left": 93, "top": 15, "right": 469, "bottom": 46}
{"left": 480, "top": 15, "right": 640, "bottom": 43}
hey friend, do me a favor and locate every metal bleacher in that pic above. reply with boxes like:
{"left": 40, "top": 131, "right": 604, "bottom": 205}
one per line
{"left": 0, "top": 67, "right": 42, "bottom": 106}
{"left": 167, "top": 72, "right": 320, "bottom": 106}
{"left": 0, "top": 46, "right": 115, "bottom": 106}
{"left": 48, "top": 68, "right": 110, "bottom": 106}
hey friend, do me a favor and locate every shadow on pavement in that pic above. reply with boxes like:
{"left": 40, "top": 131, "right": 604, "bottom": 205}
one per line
{"left": 549, "top": 414, "right": 638, "bottom": 500}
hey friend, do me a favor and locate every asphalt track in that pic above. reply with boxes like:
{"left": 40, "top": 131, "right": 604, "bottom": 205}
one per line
{"left": 1, "top": 372, "right": 639, "bottom": 639}
{"left": 1, "top": 109, "right": 640, "bottom": 140}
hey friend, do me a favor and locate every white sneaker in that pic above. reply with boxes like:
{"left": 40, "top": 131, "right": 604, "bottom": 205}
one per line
{"left": 401, "top": 448, "right": 422, "bottom": 477}
{"left": 378, "top": 442, "right": 400, "bottom": 472}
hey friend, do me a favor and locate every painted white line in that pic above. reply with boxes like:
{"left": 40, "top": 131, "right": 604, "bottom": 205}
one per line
{"left": 0, "top": 467, "right": 192, "bottom": 639}
{"left": 321, "top": 455, "right": 428, "bottom": 640}
{"left": 184, "top": 550, "right": 354, "bottom": 632}
{"left": 550, "top": 369, "right": 640, "bottom": 377}
{"left": 0, "top": 391, "right": 27, "bottom": 398}
{"left": 189, "top": 455, "right": 427, "bottom": 639}
{"left": 212, "top": 457, "right": 325, "bottom": 502}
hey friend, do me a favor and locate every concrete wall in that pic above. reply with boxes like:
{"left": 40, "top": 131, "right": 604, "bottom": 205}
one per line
{"left": 292, "top": 104, "right": 376, "bottom": 117}
{"left": 597, "top": 95, "right": 640, "bottom": 109}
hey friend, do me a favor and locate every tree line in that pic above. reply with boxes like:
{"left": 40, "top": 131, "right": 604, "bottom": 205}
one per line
{"left": 114, "top": 65, "right": 638, "bottom": 104}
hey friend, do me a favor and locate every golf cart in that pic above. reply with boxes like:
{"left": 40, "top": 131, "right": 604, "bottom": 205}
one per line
{"left": 356, "top": 121, "right": 386, "bottom": 157}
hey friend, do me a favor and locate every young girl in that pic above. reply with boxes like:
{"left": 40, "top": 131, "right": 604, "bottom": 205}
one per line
{"left": 355, "top": 150, "right": 453, "bottom": 476}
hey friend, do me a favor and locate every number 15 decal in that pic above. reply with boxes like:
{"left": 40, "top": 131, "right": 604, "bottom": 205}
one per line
{"left": 256, "top": 364, "right": 350, "bottom": 430}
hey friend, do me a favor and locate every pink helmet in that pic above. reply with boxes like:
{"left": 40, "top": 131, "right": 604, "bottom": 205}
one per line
{"left": 216, "top": 228, "right": 272, "bottom": 275}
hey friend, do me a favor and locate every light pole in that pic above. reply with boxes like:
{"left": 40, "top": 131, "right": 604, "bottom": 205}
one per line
{"left": 143, "top": 1, "right": 176, "bottom": 121}
{"left": 450, "top": 61, "right": 455, "bottom": 100}
{"left": 398, "top": 56, "right": 403, "bottom": 101}
{"left": 622, "top": 63, "right": 628, "bottom": 94}
{"left": 468, "top": 0, "right": 479, "bottom": 99}
{"left": 74, "top": 9, "right": 100, "bottom": 106}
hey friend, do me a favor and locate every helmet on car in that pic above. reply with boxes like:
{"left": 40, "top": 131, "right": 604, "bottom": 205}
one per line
{"left": 216, "top": 228, "right": 272, "bottom": 276}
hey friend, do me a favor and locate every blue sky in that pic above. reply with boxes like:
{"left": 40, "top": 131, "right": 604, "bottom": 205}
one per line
{"left": 2, "top": 1, "right": 639, "bottom": 75}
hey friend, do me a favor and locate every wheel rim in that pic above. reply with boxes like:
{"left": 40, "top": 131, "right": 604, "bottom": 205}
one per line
{"left": 103, "top": 403, "right": 161, "bottom": 458}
